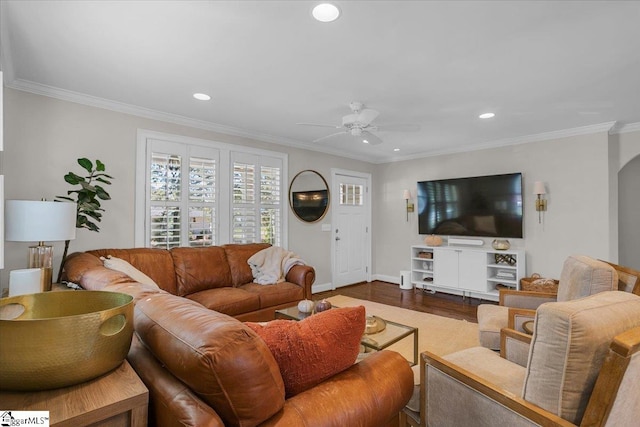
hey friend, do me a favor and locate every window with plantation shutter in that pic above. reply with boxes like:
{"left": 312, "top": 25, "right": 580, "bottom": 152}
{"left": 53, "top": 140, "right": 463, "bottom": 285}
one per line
{"left": 136, "top": 131, "right": 287, "bottom": 248}
{"left": 232, "top": 153, "right": 283, "bottom": 246}
{"left": 143, "top": 139, "right": 219, "bottom": 249}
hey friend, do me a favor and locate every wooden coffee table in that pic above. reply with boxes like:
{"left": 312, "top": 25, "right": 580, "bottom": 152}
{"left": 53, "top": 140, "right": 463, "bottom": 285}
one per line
{"left": 275, "top": 305, "right": 418, "bottom": 365}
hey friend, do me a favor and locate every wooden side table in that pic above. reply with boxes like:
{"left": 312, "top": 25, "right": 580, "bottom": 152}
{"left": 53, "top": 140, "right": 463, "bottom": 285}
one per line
{"left": 0, "top": 361, "right": 148, "bottom": 427}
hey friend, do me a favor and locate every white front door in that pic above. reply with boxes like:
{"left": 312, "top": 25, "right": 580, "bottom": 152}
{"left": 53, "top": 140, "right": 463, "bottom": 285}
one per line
{"left": 331, "top": 170, "right": 371, "bottom": 288}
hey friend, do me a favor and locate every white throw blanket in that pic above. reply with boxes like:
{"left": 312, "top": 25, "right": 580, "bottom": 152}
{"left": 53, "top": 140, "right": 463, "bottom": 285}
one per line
{"left": 248, "top": 246, "right": 305, "bottom": 285}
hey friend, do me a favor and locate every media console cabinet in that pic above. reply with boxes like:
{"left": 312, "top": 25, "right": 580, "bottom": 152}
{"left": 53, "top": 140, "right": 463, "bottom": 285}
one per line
{"left": 411, "top": 245, "right": 526, "bottom": 301}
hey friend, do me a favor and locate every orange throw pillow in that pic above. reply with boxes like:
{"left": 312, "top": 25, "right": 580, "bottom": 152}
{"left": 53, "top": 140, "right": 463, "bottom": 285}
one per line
{"left": 246, "top": 306, "right": 365, "bottom": 397}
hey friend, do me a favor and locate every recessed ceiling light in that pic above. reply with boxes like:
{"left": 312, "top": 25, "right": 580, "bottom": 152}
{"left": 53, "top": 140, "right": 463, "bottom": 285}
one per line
{"left": 393, "top": 148, "right": 400, "bottom": 152}
{"left": 193, "top": 93, "right": 211, "bottom": 101}
{"left": 479, "top": 112, "right": 495, "bottom": 119}
{"left": 312, "top": 3, "right": 341, "bottom": 22}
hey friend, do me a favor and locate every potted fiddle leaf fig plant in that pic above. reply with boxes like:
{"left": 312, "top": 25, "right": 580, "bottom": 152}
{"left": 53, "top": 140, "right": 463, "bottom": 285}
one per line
{"left": 56, "top": 158, "right": 113, "bottom": 282}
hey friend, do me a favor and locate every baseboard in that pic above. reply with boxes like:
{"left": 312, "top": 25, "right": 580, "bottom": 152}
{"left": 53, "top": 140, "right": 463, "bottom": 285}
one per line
{"left": 374, "top": 274, "right": 400, "bottom": 284}
{"left": 311, "top": 282, "right": 333, "bottom": 294}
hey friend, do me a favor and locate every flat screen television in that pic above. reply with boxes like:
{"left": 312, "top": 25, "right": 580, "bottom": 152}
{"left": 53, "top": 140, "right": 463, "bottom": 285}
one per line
{"left": 417, "top": 173, "right": 523, "bottom": 238}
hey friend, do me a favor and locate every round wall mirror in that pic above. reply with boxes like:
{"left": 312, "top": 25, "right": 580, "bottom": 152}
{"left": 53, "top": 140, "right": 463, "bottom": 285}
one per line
{"left": 289, "top": 170, "right": 330, "bottom": 223}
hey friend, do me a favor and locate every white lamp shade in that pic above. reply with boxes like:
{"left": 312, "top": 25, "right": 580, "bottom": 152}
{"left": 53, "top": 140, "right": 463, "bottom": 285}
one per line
{"left": 403, "top": 189, "right": 412, "bottom": 200}
{"left": 533, "top": 181, "right": 546, "bottom": 195}
{"left": 5, "top": 200, "right": 77, "bottom": 242}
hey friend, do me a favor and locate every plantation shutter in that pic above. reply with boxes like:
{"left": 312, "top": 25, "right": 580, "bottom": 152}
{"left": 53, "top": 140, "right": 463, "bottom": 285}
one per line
{"left": 231, "top": 152, "right": 282, "bottom": 245}
{"left": 147, "top": 139, "right": 219, "bottom": 248}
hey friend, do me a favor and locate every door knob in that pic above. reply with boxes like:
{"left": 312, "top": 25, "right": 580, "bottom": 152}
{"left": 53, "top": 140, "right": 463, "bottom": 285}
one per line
{"left": 335, "top": 236, "right": 341, "bottom": 241}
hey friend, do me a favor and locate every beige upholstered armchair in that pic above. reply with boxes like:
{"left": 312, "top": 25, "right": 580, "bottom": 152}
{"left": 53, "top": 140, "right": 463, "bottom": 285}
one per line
{"left": 418, "top": 291, "right": 640, "bottom": 427}
{"left": 477, "top": 255, "right": 620, "bottom": 350}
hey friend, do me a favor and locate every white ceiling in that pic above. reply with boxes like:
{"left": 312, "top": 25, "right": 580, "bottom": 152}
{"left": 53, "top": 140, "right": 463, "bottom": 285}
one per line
{"left": 2, "top": 1, "right": 640, "bottom": 163}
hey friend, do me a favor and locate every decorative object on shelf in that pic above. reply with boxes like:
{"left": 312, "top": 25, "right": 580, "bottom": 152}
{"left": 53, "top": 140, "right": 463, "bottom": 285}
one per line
{"left": 533, "top": 181, "right": 547, "bottom": 224}
{"left": 417, "top": 251, "right": 433, "bottom": 259}
{"left": 403, "top": 189, "right": 414, "bottom": 221}
{"left": 56, "top": 158, "right": 113, "bottom": 283}
{"left": 0, "top": 290, "right": 133, "bottom": 391}
{"left": 297, "top": 299, "right": 315, "bottom": 313}
{"left": 492, "top": 239, "right": 511, "bottom": 250}
{"left": 424, "top": 235, "right": 443, "bottom": 246}
{"left": 314, "top": 299, "right": 332, "bottom": 313}
{"left": 5, "top": 200, "right": 77, "bottom": 291}
{"left": 494, "top": 253, "right": 517, "bottom": 266}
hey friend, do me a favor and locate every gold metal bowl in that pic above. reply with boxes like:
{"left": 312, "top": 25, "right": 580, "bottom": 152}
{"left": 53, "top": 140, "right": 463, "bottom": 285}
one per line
{"left": 0, "top": 291, "right": 134, "bottom": 391}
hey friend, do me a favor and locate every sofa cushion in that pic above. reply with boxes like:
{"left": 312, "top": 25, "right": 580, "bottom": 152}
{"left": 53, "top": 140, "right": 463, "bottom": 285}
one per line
{"left": 135, "top": 292, "right": 285, "bottom": 427}
{"left": 246, "top": 306, "right": 365, "bottom": 397}
{"left": 186, "top": 287, "right": 261, "bottom": 315}
{"left": 86, "top": 248, "right": 177, "bottom": 294}
{"left": 523, "top": 291, "right": 640, "bottom": 424}
{"left": 557, "top": 255, "right": 618, "bottom": 302}
{"left": 222, "top": 243, "right": 271, "bottom": 286}
{"left": 238, "top": 281, "right": 304, "bottom": 308}
{"left": 171, "top": 246, "right": 233, "bottom": 296}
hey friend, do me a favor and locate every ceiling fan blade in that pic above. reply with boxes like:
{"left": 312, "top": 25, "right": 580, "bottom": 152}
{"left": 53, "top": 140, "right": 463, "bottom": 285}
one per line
{"left": 375, "top": 123, "right": 421, "bottom": 132}
{"left": 296, "top": 122, "right": 342, "bottom": 129}
{"left": 313, "top": 131, "right": 347, "bottom": 143}
{"left": 357, "top": 109, "right": 380, "bottom": 126}
{"left": 360, "top": 131, "right": 383, "bottom": 146}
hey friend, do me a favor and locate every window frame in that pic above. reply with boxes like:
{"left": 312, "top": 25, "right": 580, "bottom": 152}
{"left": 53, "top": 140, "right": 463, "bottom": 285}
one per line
{"left": 135, "top": 129, "right": 288, "bottom": 248}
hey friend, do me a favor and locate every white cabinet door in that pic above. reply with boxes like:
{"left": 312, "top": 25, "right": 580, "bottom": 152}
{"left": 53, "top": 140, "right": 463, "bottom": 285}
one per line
{"left": 459, "top": 250, "right": 487, "bottom": 292}
{"left": 434, "top": 248, "right": 459, "bottom": 288}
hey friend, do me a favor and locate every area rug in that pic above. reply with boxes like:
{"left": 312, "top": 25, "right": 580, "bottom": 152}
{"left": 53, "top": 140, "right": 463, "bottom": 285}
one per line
{"left": 325, "top": 295, "right": 480, "bottom": 363}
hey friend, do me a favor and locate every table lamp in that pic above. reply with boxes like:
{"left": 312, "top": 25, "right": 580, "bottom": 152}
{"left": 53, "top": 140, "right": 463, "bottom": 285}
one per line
{"left": 5, "top": 200, "right": 77, "bottom": 291}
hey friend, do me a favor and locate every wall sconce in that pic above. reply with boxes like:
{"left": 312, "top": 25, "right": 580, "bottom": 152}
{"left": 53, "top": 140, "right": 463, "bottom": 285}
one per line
{"left": 403, "top": 189, "right": 414, "bottom": 221}
{"left": 533, "top": 181, "right": 547, "bottom": 224}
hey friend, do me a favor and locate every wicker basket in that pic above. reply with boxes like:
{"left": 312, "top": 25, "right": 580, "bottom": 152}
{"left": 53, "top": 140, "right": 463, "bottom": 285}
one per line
{"left": 520, "top": 275, "right": 559, "bottom": 293}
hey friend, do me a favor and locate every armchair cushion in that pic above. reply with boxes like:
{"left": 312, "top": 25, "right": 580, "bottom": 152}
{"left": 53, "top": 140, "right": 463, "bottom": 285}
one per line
{"left": 556, "top": 255, "right": 617, "bottom": 301}
{"left": 246, "top": 306, "right": 365, "bottom": 397}
{"left": 523, "top": 291, "right": 640, "bottom": 424}
{"left": 477, "top": 304, "right": 508, "bottom": 350}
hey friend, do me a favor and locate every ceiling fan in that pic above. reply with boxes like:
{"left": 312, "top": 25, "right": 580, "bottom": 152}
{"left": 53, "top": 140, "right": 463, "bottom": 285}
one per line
{"left": 296, "top": 101, "right": 418, "bottom": 146}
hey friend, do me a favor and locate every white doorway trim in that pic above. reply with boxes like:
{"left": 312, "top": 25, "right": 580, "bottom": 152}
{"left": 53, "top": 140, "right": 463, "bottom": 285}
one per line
{"left": 330, "top": 168, "right": 372, "bottom": 289}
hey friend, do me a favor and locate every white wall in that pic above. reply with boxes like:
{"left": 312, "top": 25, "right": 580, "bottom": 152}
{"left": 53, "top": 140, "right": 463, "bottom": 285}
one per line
{"left": 617, "top": 130, "right": 640, "bottom": 268}
{"left": 1, "top": 88, "right": 373, "bottom": 290}
{"left": 372, "top": 131, "right": 624, "bottom": 280}
{"left": 3, "top": 88, "right": 639, "bottom": 292}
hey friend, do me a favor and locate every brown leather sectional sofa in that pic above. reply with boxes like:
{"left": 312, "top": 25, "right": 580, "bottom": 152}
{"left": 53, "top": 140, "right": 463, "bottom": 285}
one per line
{"left": 62, "top": 244, "right": 414, "bottom": 426}
{"left": 63, "top": 243, "right": 314, "bottom": 321}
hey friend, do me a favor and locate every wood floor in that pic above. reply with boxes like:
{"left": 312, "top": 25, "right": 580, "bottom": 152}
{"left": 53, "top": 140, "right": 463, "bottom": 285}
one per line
{"left": 316, "top": 280, "right": 496, "bottom": 322}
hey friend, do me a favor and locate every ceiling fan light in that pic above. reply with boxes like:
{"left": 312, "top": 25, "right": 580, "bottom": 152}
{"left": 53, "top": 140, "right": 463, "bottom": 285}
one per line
{"left": 312, "top": 3, "right": 340, "bottom": 22}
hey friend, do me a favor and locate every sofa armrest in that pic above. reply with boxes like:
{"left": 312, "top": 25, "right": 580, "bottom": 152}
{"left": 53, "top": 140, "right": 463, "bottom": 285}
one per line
{"left": 285, "top": 264, "right": 315, "bottom": 299}
{"left": 422, "top": 352, "right": 575, "bottom": 427}
{"left": 260, "top": 350, "right": 413, "bottom": 427}
{"left": 499, "top": 289, "right": 558, "bottom": 309}
{"left": 500, "top": 328, "right": 532, "bottom": 367}
{"left": 128, "top": 335, "right": 225, "bottom": 427}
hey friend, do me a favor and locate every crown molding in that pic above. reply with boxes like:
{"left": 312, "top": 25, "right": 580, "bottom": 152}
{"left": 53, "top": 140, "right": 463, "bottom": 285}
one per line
{"left": 7, "top": 78, "right": 384, "bottom": 164}
{"left": 385, "top": 121, "right": 618, "bottom": 164}
{"left": 7, "top": 78, "right": 632, "bottom": 165}
{"left": 610, "top": 121, "right": 640, "bottom": 135}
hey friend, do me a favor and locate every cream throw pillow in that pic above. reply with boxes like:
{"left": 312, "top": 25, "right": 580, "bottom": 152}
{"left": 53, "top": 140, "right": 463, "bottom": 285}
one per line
{"left": 100, "top": 255, "right": 159, "bottom": 288}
